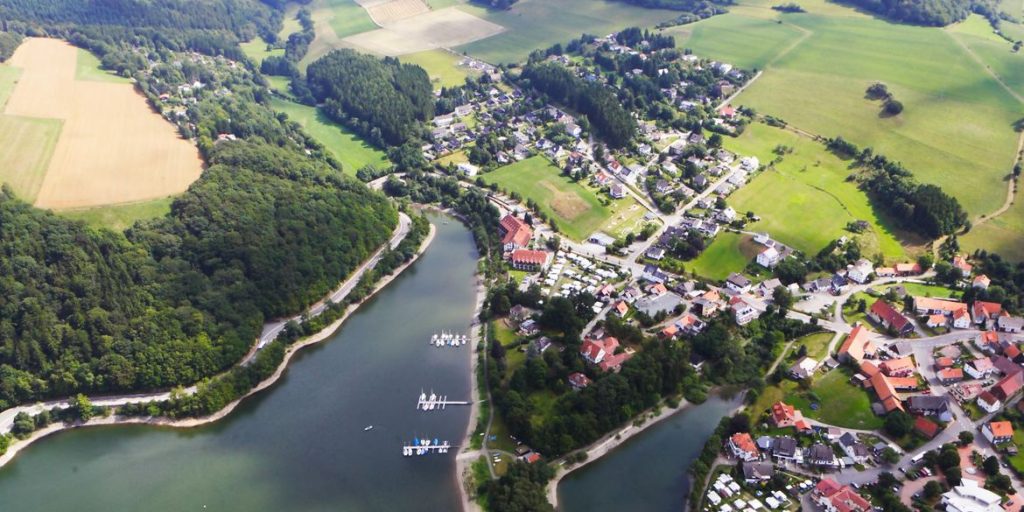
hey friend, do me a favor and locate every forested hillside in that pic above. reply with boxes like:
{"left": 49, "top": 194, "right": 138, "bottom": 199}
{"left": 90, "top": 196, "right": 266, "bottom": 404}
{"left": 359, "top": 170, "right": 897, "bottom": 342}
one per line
{"left": 832, "top": 0, "right": 992, "bottom": 25}
{"left": 305, "top": 49, "right": 434, "bottom": 147}
{"left": 0, "top": 1, "right": 400, "bottom": 408}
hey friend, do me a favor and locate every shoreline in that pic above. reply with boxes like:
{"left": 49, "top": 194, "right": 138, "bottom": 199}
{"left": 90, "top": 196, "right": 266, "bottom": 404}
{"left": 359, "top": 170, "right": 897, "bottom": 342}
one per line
{"left": 543, "top": 398, "right": 694, "bottom": 509}
{"left": 455, "top": 276, "right": 488, "bottom": 512}
{"left": 0, "top": 221, "right": 438, "bottom": 471}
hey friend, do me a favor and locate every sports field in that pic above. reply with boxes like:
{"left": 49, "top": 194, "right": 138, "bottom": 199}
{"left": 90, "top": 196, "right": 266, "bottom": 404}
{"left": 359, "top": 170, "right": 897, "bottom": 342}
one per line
{"left": 453, "top": 0, "right": 679, "bottom": 64}
{"left": 270, "top": 97, "right": 389, "bottom": 174}
{"left": 479, "top": 156, "right": 646, "bottom": 241}
{"left": 2, "top": 38, "right": 202, "bottom": 210}
{"left": 400, "top": 49, "right": 479, "bottom": 89}
{"left": 688, "top": 232, "right": 755, "bottom": 280}
{"left": 677, "top": 0, "right": 1020, "bottom": 221}
{"left": 726, "top": 123, "right": 908, "bottom": 260}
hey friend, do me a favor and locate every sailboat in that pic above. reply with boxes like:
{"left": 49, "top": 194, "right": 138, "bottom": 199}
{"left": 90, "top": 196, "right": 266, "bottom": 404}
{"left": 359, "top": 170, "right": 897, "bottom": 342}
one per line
{"left": 364, "top": 425, "right": 374, "bottom": 431}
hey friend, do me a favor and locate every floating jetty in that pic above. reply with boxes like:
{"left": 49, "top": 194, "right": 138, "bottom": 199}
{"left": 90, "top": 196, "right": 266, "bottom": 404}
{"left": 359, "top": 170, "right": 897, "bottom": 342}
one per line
{"left": 417, "top": 391, "right": 471, "bottom": 411}
{"left": 402, "top": 437, "right": 451, "bottom": 456}
{"left": 429, "top": 331, "right": 468, "bottom": 347}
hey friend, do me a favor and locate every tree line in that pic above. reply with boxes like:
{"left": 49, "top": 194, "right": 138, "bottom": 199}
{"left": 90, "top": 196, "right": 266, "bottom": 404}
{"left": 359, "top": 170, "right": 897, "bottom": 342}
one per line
{"left": 825, "top": 136, "right": 967, "bottom": 238}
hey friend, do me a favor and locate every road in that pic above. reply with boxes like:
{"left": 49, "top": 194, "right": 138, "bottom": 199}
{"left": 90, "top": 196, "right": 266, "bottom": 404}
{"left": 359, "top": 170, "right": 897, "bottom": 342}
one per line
{"left": 0, "top": 213, "right": 413, "bottom": 433}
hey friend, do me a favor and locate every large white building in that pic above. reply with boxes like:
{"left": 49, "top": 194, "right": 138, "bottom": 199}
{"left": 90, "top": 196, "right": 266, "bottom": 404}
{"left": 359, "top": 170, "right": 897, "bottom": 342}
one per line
{"left": 941, "top": 480, "right": 1002, "bottom": 512}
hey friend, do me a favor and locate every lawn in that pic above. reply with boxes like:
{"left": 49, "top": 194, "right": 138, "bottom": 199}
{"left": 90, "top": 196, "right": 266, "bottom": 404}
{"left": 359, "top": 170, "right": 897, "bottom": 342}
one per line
{"left": 75, "top": 49, "right": 131, "bottom": 83}
{"left": 453, "top": 0, "right": 680, "bottom": 64}
{"left": 0, "top": 115, "right": 62, "bottom": 203}
{"left": 480, "top": 156, "right": 645, "bottom": 241}
{"left": 688, "top": 232, "right": 754, "bottom": 280}
{"left": 726, "top": 123, "right": 908, "bottom": 260}
{"left": 239, "top": 39, "right": 284, "bottom": 65}
{"left": 59, "top": 197, "right": 174, "bottom": 232}
{"left": 872, "top": 282, "right": 959, "bottom": 300}
{"left": 666, "top": 13, "right": 806, "bottom": 70}
{"left": 731, "top": 9, "right": 1021, "bottom": 219}
{"left": 842, "top": 291, "right": 876, "bottom": 329}
{"left": 269, "top": 97, "right": 389, "bottom": 174}
{"left": 785, "top": 368, "right": 884, "bottom": 430}
{"left": 1010, "top": 429, "right": 1024, "bottom": 473}
{"left": 400, "top": 49, "right": 478, "bottom": 89}
{"left": 790, "top": 331, "right": 834, "bottom": 362}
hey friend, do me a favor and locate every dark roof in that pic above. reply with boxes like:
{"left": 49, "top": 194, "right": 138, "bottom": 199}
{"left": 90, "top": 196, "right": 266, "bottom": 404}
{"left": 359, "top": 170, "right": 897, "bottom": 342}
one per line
{"left": 772, "top": 436, "right": 798, "bottom": 457}
{"left": 907, "top": 395, "right": 947, "bottom": 412}
{"left": 808, "top": 444, "right": 833, "bottom": 463}
{"left": 741, "top": 461, "right": 774, "bottom": 480}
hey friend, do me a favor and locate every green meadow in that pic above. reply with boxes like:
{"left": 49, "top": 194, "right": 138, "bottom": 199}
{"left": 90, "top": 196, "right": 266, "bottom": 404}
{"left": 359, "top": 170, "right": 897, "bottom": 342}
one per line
{"left": 270, "top": 97, "right": 390, "bottom": 175}
{"left": 400, "top": 50, "right": 479, "bottom": 90}
{"left": 675, "top": 0, "right": 1020, "bottom": 221}
{"left": 75, "top": 49, "right": 131, "bottom": 83}
{"left": 726, "top": 123, "right": 908, "bottom": 260}
{"left": 454, "top": 0, "right": 678, "bottom": 64}
{"left": 60, "top": 197, "right": 174, "bottom": 232}
{"left": 688, "top": 231, "right": 754, "bottom": 280}
{"left": 479, "top": 156, "right": 643, "bottom": 241}
{"left": 240, "top": 39, "right": 284, "bottom": 64}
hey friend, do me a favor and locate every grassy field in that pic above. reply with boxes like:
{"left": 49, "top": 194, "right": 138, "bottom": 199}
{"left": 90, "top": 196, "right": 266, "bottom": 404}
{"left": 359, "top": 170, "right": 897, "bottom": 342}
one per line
{"left": 454, "top": 0, "right": 679, "bottom": 64}
{"left": 688, "top": 232, "right": 754, "bottom": 280}
{"left": 666, "top": 13, "right": 806, "bottom": 70}
{"left": 269, "top": 97, "right": 389, "bottom": 174}
{"left": 0, "top": 65, "right": 19, "bottom": 107}
{"left": 480, "top": 156, "right": 646, "bottom": 241}
{"left": 0, "top": 116, "right": 62, "bottom": 203}
{"left": 59, "top": 197, "right": 174, "bottom": 231}
{"left": 726, "top": 123, "right": 908, "bottom": 260}
{"left": 728, "top": 11, "right": 1020, "bottom": 218}
{"left": 790, "top": 331, "right": 834, "bottom": 362}
{"left": 326, "top": 0, "right": 380, "bottom": 38}
{"left": 240, "top": 39, "right": 285, "bottom": 64}
{"left": 75, "top": 49, "right": 131, "bottom": 83}
{"left": 871, "top": 282, "right": 959, "bottom": 299}
{"left": 400, "top": 49, "right": 478, "bottom": 89}
{"left": 788, "top": 368, "right": 883, "bottom": 430}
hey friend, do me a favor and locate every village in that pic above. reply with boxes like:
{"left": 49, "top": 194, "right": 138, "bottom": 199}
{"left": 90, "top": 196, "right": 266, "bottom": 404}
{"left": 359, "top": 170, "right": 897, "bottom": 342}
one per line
{"left": 424, "top": 29, "right": 1024, "bottom": 512}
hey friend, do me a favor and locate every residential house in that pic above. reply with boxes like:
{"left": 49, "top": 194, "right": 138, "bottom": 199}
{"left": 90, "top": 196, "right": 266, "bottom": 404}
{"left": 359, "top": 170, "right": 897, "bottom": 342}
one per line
{"left": 612, "top": 300, "right": 629, "bottom": 317}
{"left": 938, "top": 368, "right": 964, "bottom": 383}
{"left": 983, "top": 420, "right": 1013, "bottom": 444}
{"left": 868, "top": 299, "right": 915, "bottom": 336}
{"left": 868, "top": 370, "right": 905, "bottom": 413}
{"left": 978, "top": 391, "right": 1002, "bottom": 414}
{"left": 914, "top": 416, "right": 940, "bottom": 440}
{"left": 756, "top": 246, "right": 781, "bottom": 268}
{"left": 568, "top": 372, "right": 592, "bottom": 390}
{"left": 457, "top": 162, "right": 480, "bottom": 177}
{"left": 952, "top": 256, "right": 973, "bottom": 276}
{"left": 645, "top": 247, "right": 666, "bottom": 261}
{"left": 580, "top": 336, "right": 633, "bottom": 372}
{"left": 942, "top": 480, "right": 1002, "bottom": 512}
{"left": 895, "top": 262, "right": 923, "bottom": 276}
{"left": 609, "top": 183, "right": 627, "bottom": 199}
{"left": 518, "top": 319, "right": 539, "bottom": 336}
{"left": 998, "top": 316, "right": 1024, "bottom": 333}
{"left": 642, "top": 264, "right": 669, "bottom": 284}
{"left": 972, "top": 301, "right": 1003, "bottom": 327}
{"left": 974, "top": 275, "right": 991, "bottom": 290}
{"left": 908, "top": 395, "right": 951, "bottom": 420}
{"left": 838, "top": 433, "right": 871, "bottom": 464}
{"left": 676, "top": 313, "right": 706, "bottom": 335}
{"left": 692, "top": 298, "right": 719, "bottom": 318}
{"left": 814, "top": 479, "right": 871, "bottom": 512}
{"left": 992, "top": 370, "right": 1024, "bottom": 401}
{"left": 771, "top": 436, "right": 802, "bottom": 463}
{"left": 789, "top": 357, "right": 819, "bottom": 380}
{"left": 879, "top": 356, "right": 916, "bottom": 377}
{"left": 509, "top": 304, "right": 532, "bottom": 323}
{"left": 966, "top": 358, "right": 996, "bottom": 379}
{"left": 728, "top": 432, "right": 760, "bottom": 461}
{"left": 725, "top": 273, "right": 752, "bottom": 294}
{"left": 757, "top": 278, "right": 783, "bottom": 298}
{"left": 770, "top": 402, "right": 811, "bottom": 431}
{"left": 807, "top": 443, "right": 835, "bottom": 467}
{"left": 847, "top": 259, "right": 875, "bottom": 284}
{"left": 741, "top": 461, "right": 774, "bottom": 483}
{"left": 731, "top": 296, "right": 760, "bottom": 326}
{"left": 837, "top": 325, "right": 877, "bottom": 363}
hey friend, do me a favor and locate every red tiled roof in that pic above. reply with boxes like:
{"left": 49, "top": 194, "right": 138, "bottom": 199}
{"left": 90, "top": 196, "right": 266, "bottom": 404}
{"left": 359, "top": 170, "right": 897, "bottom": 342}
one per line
{"left": 568, "top": 372, "right": 592, "bottom": 388}
{"left": 510, "top": 249, "right": 549, "bottom": 266}
{"left": 730, "top": 432, "right": 759, "bottom": 457}
{"left": 859, "top": 360, "right": 880, "bottom": 378}
{"left": 815, "top": 479, "right": 843, "bottom": 497}
{"left": 915, "top": 297, "right": 968, "bottom": 314}
{"left": 879, "top": 356, "right": 915, "bottom": 376}
{"left": 936, "top": 357, "right": 955, "bottom": 369}
{"left": 914, "top": 416, "right": 940, "bottom": 439}
{"left": 937, "top": 368, "right": 964, "bottom": 381}
{"left": 839, "top": 325, "right": 876, "bottom": 362}
{"left": 989, "top": 420, "right": 1014, "bottom": 438}
{"left": 830, "top": 488, "right": 871, "bottom": 512}
{"left": 499, "top": 215, "right": 532, "bottom": 247}
{"left": 895, "top": 262, "right": 922, "bottom": 274}
{"left": 993, "top": 371, "right": 1024, "bottom": 401}
{"left": 870, "top": 299, "right": 912, "bottom": 332}
{"left": 975, "top": 301, "right": 1003, "bottom": 319}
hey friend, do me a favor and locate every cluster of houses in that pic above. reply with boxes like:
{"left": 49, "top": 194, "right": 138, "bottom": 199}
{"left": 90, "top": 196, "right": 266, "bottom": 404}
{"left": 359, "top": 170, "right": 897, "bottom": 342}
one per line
{"left": 148, "top": 51, "right": 246, "bottom": 140}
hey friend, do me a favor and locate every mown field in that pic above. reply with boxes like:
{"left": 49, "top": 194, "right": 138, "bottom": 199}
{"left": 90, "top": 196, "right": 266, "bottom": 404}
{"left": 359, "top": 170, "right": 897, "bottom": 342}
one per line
{"left": 75, "top": 49, "right": 131, "bottom": 83}
{"left": 677, "top": 0, "right": 1019, "bottom": 223}
{"left": 400, "top": 49, "right": 478, "bottom": 89}
{"left": 61, "top": 197, "right": 174, "bottom": 232}
{"left": 688, "top": 231, "right": 754, "bottom": 280}
{"left": 479, "top": 156, "right": 645, "bottom": 241}
{"left": 726, "top": 122, "right": 908, "bottom": 260}
{"left": 270, "top": 97, "right": 390, "bottom": 174}
{"left": 454, "top": 0, "right": 679, "bottom": 64}
{"left": 240, "top": 39, "right": 285, "bottom": 64}
{"left": 302, "top": 0, "right": 380, "bottom": 68}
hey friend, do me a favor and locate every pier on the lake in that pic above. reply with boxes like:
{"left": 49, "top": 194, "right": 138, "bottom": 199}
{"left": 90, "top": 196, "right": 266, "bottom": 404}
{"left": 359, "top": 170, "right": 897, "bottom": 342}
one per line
{"left": 402, "top": 438, "right": 452, "bottom": 456}
{"left": 417, "top": 392, "right": 470, "bottom": 411}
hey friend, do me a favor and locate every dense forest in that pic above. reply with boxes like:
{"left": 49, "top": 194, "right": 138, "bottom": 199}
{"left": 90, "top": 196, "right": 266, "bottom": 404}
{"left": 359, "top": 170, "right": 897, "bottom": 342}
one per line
{"left": 305, "top": 49, "right": 434, "bottom": 147}
{"left": 825, "top": 136, "right": 967, "bottom": 238}
{"left": 616, "top": 0, "right": 733, "bottom": 10}
{"left": 519, "top": 62, "right": 637, "bottom": 148}
{"left": 0, "top": 2, "right": 401, "bottom": 409}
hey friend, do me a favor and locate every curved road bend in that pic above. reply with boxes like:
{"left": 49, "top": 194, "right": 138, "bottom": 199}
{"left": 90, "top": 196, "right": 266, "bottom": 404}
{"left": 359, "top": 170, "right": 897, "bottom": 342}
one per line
{"left": 0, "top": 212, "right": 413, "bottom": 432}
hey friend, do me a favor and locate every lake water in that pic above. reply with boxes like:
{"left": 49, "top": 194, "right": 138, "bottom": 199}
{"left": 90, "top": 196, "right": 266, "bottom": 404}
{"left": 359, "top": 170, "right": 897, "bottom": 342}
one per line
{"left": 0, "top": 213, "right": 479, "bottom": 512}
{"left": 559, "top": 392, "right": 744, "bottom": 512}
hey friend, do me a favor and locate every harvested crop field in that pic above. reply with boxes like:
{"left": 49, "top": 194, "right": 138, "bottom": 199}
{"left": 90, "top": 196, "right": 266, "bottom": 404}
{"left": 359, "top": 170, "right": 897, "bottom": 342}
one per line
{"left": 343, "top": 7, "right": 504, "bottom": 55}
{"left": 3, "top": 38, "right": 202, "bottom": 210}
{"left": 361, "top": 0, "right": 431, "bottom": 25}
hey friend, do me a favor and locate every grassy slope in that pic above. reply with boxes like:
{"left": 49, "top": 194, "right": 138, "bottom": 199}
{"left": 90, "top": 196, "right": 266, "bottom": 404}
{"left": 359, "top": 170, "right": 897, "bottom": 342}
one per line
{"left": 666, "top": 13, "right": 805, "bottom": 70}
{"left": 325, "top": 0, "right": 379, "bottom": 39}
{"left": 726, "top": 123, "right": 908, "bottom": 260}
{"left": 270, "top": 97, "right": 389, "bottom": 175}
{"left": 0, "top": 116, "right": 62, "bottom": 203}
{"left": 59, "top": 197, "right": 174, "bottom": 232}
{"left": 688, "top": 231, "right": 752, "bottom": 280}
{"left": 454, "top": 0, "right": 679, "bottom": 64}
{"left": 0, "top": 65, "right": 20, "bottom": 106}
{"left": 75, "top": 49, "right": 132, "bottom": 83}
{"left": 480, "top": 156, "right": 629, "bottom": 241}
{"left": 400, "top": 49, "right": 479, "bottom": 89}
{"left": 240, "top": 39, "right": 285, "bottom": 64}
{"left": 732, "top": 12, "right": 1019, "bottom": 217}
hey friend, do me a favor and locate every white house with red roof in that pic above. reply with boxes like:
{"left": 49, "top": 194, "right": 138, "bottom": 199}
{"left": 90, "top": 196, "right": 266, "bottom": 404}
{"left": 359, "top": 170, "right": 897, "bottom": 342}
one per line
{"left": 580, "top": 336, "right": 633, "bottom": 372}
{"left": 498, "top": 214, "right": 533, "bottom": 252}
{"left": 728, "top": 432, "right": 760, "bottom": 461}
